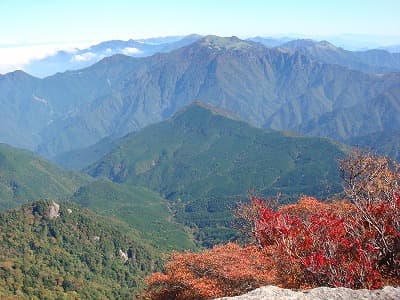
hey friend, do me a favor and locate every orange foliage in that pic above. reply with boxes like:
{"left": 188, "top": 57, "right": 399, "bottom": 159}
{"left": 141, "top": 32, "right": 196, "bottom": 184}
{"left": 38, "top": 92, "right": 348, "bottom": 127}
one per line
{"left": 142, "top": 151, "right": 400, "bottom": 298}
{"left": 140, "top": 243, "right": 275, "bottom": 300}
{"left": 279, "top": 196, "right": 355, "bottom": 218}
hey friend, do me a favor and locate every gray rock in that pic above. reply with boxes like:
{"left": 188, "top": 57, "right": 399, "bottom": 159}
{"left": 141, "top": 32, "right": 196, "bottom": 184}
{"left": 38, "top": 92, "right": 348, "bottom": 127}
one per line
{"left": 119, "top": 249, "right": 128, "bottom": 263}
{"left": 48, "top": 201, "right": 60, "bottom": 219}
{"left": 217, "top": 286, "right": 400, "bottom": 300}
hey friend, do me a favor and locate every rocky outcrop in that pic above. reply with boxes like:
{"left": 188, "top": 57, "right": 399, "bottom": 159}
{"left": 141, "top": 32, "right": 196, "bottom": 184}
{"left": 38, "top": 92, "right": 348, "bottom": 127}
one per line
{"left": 47, "top": 201, "right": 60, "bottom": 219}
{"left": 119, "top": 249, "right": 128, "bottom": 263}
{"left": 217, "top": 286, "right": 400, "bottom": 300}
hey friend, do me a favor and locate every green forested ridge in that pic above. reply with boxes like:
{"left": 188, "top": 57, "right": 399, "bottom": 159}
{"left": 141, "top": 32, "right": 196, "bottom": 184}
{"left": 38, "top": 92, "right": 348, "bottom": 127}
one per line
{"left": 0, "top": 200, "right": 161, "bottom": 299}
{"left": 0, "top": 143, "right": 89, "bottom": 210}
{"left": 87, "top": 101, "right": 348, "bottom": 246}
{"left": 72, "top": 179, "right": 196, "bottom": 251}
{"left": 54, "top": 136, "right": 122, "bottom": 171}
{"left": 0, "top": 142, "right": 195, "bottom": 253}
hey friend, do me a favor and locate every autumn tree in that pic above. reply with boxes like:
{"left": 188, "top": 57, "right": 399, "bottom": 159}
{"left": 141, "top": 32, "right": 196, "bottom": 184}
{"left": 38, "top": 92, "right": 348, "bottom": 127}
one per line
{"left": 140, "top": 243, "right": 275, "bottom": 300}
{"left": 340, "top": 149, "right": 400, "bottom": 280}
{"left": 141, "top": 150, "right": 400, "bottom": 299}
{"left": 255, "top": 196, "right": 381, "bottom": 288}
{"left": 233, "top": 195, "right": 279, "bottom": 246}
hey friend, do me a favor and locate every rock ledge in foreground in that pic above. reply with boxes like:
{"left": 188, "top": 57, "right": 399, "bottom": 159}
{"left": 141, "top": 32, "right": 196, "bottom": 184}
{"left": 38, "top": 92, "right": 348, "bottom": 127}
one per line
{"left": 217, "top": 285, "right": 400, "bottom": 300}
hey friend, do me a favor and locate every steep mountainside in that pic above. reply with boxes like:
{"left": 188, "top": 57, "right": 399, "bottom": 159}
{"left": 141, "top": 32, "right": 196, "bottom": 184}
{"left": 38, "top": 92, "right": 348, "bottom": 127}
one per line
{"left": 298, "top": 83, "right": 400, "bottom": 140}
{"left": 54, "top": 136, "right": 122, "bottom": 170}
{"left": 86, "top": 102, "right": 347, "bottom": 246}
{"left": 0, "top": 200, "right": 160, "bottom": 299}
{"left": 0, "top": 71, "right": 43, "bottom": 149}
{"left": 0, "top": 142, "right": 195, "bottom": 252}
{"left": 279, "top": 39, "right": 400, "bottom": 73}
{"left": 72, "top": 179, "right": 196, "bottom": 251}
{"left": 348, "top": 130, "right": 400, "bottom": 161}
{"left": 0, "top": 35, "right": 398, "bottom": 158}
{"left": 0, "top": 143, "right": 88, "bottom": 210}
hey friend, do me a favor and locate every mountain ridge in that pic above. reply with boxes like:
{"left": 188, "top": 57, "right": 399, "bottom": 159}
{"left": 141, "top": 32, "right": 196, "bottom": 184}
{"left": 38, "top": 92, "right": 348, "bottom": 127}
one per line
{"left": 0, "top": 35, "right": 398, "bottom": 159}
{"left": 0, "top": 199, "right": 161, "bottom": 298}
{"left": 23, "top": 34, "right": 203, "bottom": 78}
{"left": 0, "top": 143, "right": 89, "bottom": 210}
{"left": 279, "top": 38, "right": 400, "bottom": 73}
{"left": 85, "top": 101, "right": 347, "bottom": 246}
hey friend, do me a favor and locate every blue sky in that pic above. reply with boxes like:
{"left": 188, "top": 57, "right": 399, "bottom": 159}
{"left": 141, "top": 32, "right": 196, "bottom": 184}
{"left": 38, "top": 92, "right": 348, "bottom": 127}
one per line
{"left": 1, "top": 0, "right": 399, "bottom": 45}
{"left": 0, "top": 0, "right": 399, "bottom": 73}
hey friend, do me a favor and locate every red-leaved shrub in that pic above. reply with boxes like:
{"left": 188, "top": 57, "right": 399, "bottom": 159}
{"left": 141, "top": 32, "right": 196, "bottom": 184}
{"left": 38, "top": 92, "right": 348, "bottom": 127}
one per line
{"left": 141, "top": 151, "right": 400, "bottom": 299}
{"left": 255, "top": 196, "right": 382, "bottom": 288}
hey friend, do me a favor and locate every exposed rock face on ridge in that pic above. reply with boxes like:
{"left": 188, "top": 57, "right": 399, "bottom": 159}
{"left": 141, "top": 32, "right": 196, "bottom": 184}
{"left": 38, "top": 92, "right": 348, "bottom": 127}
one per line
{"left": 47, "top": 201, "right": 60, "bottom": 219}
{"left": 119, "top": 249, "right": 129, "bottom": 263}
{"left": 217, "top": 285, "right": 400, "bottom": 300}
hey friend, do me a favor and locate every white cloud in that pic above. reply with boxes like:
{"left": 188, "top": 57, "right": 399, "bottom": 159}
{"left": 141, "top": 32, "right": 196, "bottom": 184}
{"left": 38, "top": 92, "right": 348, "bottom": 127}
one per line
{"left": 0, "top": 41, "right": 97, "bottom": 74}
{"left": 122, "top": 47, "right": 141, "bottom": 55}
{"left": 72, "top": 52, "right": 97, "bottom": 62}
{"left": 0, "top": 63, "right": 20, "bottom": 74}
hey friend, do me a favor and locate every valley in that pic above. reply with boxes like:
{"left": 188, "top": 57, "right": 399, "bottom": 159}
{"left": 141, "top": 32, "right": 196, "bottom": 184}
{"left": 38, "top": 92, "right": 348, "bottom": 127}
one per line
{"left": 0, "top": 22, "right": 399, "bottom": 299}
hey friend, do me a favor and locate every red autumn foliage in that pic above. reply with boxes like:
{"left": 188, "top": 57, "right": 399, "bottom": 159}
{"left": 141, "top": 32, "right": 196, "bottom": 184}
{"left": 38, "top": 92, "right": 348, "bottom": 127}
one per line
{"left": 255, "top": 196, "right": 382, "bottom": 288}
{"left": 141, "top": 151, "right": 400, "bottom": 299}
{"left": 340, "top": 150, "right": 400, "bottom": 280}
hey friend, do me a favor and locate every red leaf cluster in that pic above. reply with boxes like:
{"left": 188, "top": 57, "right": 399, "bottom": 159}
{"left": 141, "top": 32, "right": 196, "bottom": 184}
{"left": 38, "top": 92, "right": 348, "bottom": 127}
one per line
{"left": 141, "top": 151, "right": 400, "bottom": 299}
{"left": 255, "top": 196, "right": 382, "bottom": 289}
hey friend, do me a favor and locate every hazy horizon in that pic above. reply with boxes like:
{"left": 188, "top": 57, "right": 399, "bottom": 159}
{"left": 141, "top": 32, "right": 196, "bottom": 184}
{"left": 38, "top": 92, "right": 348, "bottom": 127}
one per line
{"left": 1, "top": 0, "right": 399, "bottom": 74}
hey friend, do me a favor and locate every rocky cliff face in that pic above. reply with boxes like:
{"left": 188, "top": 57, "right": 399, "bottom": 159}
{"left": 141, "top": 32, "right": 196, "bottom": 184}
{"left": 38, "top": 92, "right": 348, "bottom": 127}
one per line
{"left": 217, "top": 286, "right": 400, "bottom": 300}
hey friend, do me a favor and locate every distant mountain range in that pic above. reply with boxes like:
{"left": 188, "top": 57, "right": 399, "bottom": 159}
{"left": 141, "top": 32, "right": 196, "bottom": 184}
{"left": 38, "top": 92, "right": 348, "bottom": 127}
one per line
{"left": 23, "top": 34, "right": 202, "bottom": 78}
{"left": 380, "top": 45, "right": 400, "bottom": 53}
{"left": 278, "top": 39, "right": 400, "bottom": 73}
{"left": 0, "top": 35, "right": 399, "bottom": 162}
{"left": 246, "top": 36, "right": 293, "bottom": 47}
{"left": 15, "top": 34, "right": 400, "bottom": 79}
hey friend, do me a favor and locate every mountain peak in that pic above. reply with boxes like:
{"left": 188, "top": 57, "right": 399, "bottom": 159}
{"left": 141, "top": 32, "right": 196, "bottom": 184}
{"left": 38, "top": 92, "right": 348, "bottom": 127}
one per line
{"left": 2, "top": 69, "right": 38, "bottom": 80}
{"left": 196, "top": 35, "right": 255, "bottom": 50}
{"left": 281, "top": 39, "right": 339, "bottom": 51}
{"left": 281, "top": 39, "right": 317, "bottom": 49}
{"left": 317, "top": 40, "right": 338, "bottom": 50}
{"left": 173, "top": 100, "right": 241, "bottom": 122}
